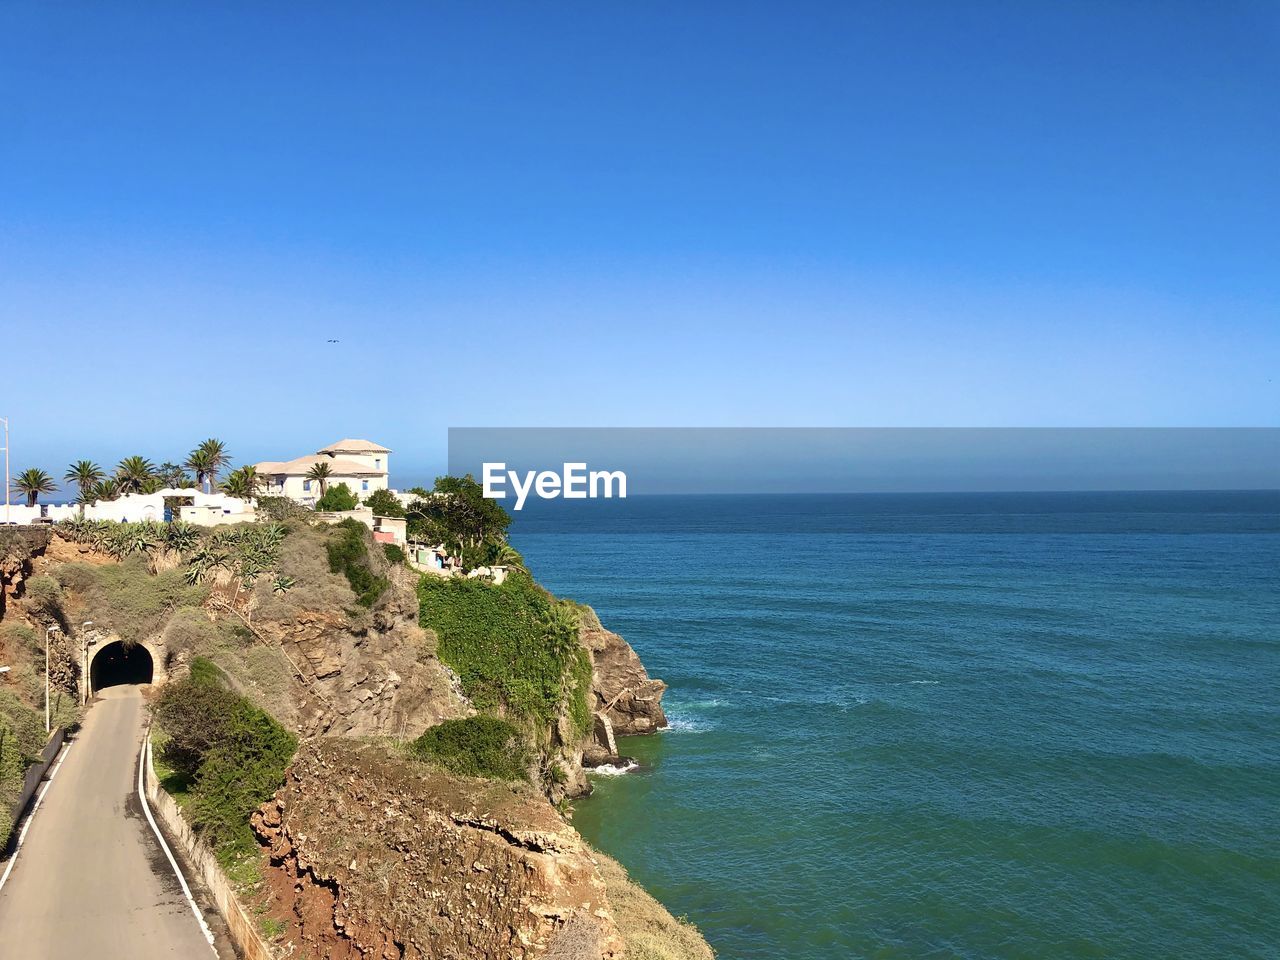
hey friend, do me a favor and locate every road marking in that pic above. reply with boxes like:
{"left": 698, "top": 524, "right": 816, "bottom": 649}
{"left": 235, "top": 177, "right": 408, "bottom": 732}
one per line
{"left": 0, "top": 738, "right": 72, "bottom": 894}
{"left": 138, "top": 729, "right": 219, "bottom": 956}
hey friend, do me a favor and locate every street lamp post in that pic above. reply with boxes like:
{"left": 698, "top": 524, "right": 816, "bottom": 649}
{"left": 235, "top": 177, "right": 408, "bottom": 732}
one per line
{"left": 45, "top": 624, "right": 60, "bottom": 733}
{"left": 81, "top": 621, "right": 95, "bottom": 704}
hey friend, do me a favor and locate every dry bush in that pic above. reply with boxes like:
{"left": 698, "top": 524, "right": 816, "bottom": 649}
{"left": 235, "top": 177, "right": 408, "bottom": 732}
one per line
{"left": 593, "top": 852, "right": 715, "bottom": 960}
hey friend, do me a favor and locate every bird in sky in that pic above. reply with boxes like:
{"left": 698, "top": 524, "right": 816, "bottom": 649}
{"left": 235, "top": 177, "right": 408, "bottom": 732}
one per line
{"left": 326, "top": 339, "right": 340, "bottom": 343}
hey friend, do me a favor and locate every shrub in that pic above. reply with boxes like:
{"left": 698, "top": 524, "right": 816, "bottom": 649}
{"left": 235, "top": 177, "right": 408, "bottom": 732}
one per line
{"left": 409, "top": 716, "right": 530, "bottom": 781}
{"left": 326, "top": 519, "right": 388, "bottom": 607}
{"left": 188, "top": 700, "right": 297, "bottom": 864}
{"left": 151, "top": 663, "right": 296, "bottom": 869}
{"left": 383, "top": 543, "right": 405, "bottom": 564}
{"left": 417, "top": 573, "right": 590, "bottom": 727}
{"left": 152, "top": 667, "right": 241, "bottom": 779}
{"left": 315, "top": 482, "right": 358, "bottom": 512}
{"left": 363, "top": 488, "right": 405, "bottom": 518}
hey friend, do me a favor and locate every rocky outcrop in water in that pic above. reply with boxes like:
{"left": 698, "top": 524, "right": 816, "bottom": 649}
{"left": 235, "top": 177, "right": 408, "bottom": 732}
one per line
{"left": 578, "top": 607, "right": 667, "bottom": 767}
{"left": 253, "top": 739, "right": 624, "bottom": 960}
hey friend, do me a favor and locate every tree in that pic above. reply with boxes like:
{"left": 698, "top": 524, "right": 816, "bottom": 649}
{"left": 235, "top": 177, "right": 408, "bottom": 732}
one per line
{"left": 184, "top": 448, "right": 214, "bottom": 493}
{"left": 221, "top": 466, "right": 260, "bottom": 500}
{"left": 64, "top": 460, "right": 105, "bottom": 514}
{"left": 197, "top": 438, "right": 230, "bottom": 492}
{"left": 406, "top": 474, "right": 511, "bottom": 568}
{"left": 13, "top": 468, "right": 56, "bottom": 507}
{"left": 156, "top": 462, "right": 192, "bottom": 488}
{"left": 92, "top": 478, "right": 120, "bottom": 502}
{"left": 306, "top": 461, "right": 333, "bottom": 497}
{"left": 315, "top": 482, "right": 358, "bottom": 512}
{"left": 363, "top": 488, "right": 404, "bottom": 517}
{"left": 115, "top": 456, "right": 156, "bottom": 495}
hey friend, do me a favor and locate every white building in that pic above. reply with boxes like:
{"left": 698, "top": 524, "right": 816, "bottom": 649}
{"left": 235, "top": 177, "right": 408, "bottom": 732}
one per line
{"left": 2, "top": 488, "right": 254, "bottom": 526}
{"left": 254, "top": 439, "right": 391, "bottom": 505}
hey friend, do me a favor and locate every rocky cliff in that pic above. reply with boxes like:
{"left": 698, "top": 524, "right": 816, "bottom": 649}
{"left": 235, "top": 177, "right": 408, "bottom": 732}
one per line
{"left": 253, "top": 740, "right": 624, "bottom": 960}
{"left": 579, "top": 607, "right": 667, "bottom": 767}
{"left": 0, "top": 527, "right": 50, "bottom": 620}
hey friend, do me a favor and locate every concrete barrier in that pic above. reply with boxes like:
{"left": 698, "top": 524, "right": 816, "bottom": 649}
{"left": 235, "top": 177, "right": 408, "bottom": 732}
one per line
{"left": 7, "top": 728, "right": 65, "bottom": 832}
{"left": 143, "top": 736, "right": 275, "bottom": 960}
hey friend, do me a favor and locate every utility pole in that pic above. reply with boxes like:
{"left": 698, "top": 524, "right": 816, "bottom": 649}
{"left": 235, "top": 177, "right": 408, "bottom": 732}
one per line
{"left": 81, "top": 621, "right": 95, "bottom": 704}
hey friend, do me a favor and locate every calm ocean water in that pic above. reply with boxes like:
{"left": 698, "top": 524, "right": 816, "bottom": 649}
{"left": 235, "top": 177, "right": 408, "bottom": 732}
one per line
{"left": 512, "top": 493, "right": 1280, "bottom": 960}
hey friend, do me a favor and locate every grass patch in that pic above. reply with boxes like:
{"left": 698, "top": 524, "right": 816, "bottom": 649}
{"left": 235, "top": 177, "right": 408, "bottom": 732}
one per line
{"left": 594, "top": 851, "right": 715, "bottom": 960}
{"left": 52, "top": 558, "right": 208, "bottom": 646}
{"left": 409, "top": 715, "right": 530, "bottom": 781}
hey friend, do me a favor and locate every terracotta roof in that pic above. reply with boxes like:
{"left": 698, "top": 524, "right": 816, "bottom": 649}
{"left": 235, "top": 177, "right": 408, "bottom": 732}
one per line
{"left": 253, "top": 455, "right": 384, "bottom": 476}
{"left": 318, "top": 438, "right": 391, "bottom": 454}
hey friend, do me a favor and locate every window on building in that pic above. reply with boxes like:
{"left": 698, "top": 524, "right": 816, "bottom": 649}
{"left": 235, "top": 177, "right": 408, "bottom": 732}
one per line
{"left": 375, "top": 458, "right": 381, "bottom": 469}
{"left": 362, "top": 480, "right": 369, "bottom": 491}
{"left": 303, "top": 480, "right": 311, "bottom": 492}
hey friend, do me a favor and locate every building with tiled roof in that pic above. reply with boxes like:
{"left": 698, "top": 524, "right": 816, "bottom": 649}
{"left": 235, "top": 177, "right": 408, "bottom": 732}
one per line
{"left": 254, "top": 440, "right": 392, "bottom": 505}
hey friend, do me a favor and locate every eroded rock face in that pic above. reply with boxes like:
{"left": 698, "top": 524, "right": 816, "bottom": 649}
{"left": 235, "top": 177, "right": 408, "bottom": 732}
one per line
{"left": 579, "top": 607, "right": 667, "bottom": 740}
{"left": 0, "top": 527, "right": 50, "bottom": 620}
{"left": 242, "top": 567, "right": 468, "bottom": 740}
{"left": 253, "top": 740, "right": 623, "bottom": 960}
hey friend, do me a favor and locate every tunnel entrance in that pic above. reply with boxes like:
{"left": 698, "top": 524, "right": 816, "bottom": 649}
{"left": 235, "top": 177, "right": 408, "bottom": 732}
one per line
{"left": 90, "top": 640, "right": 154, "bottom": 691}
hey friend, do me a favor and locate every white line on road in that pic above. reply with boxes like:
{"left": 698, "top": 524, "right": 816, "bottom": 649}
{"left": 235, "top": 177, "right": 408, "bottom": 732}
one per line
{"left": 137, "top": 729, "right": 219, "bottom": 956}
{"left": 0, "top": 738, "right": 72, "bottom": 894}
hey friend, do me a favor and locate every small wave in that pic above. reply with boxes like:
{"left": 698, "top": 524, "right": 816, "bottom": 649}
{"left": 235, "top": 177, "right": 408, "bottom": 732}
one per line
{"left": 589, "top": 760, "right": 639, "bottom": 776}
{"left": 905, "top": 680, "right": 940, "bottom": 685}
{"left": 659, "top": 715, "right": 713, "bottom": 733}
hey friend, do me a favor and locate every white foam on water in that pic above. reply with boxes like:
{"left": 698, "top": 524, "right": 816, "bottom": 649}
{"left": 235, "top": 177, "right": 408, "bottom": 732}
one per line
{"left": 590, "top": 760, "right": 639, "bottom": 776}
{"left": 659, "top": 714, "right": 713, "bottom": 733}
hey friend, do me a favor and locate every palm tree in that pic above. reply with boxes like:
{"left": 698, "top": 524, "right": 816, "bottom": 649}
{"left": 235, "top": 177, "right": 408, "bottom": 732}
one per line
{"left": 13, "top": 468, "right": 57, "bottom": 507}
{"left": 92, "top": 478, "right": 120, "bottom": 502}
{"left": 115, "top": 456, "right": 156, "bottom": 495}
{"left": 184, "top": 448, "right": 214, "bottom": 493}
{"left": 64, "top": 460, "right": 105, "bottom": 515}
{"left": 222, "top": 465, "right": 260, "bottom": 500}
{"left": 306, "top": 461, "right": 333, "bottom": 497}
{"left": 196, "top": 438, "right": 229, "bottom": 492}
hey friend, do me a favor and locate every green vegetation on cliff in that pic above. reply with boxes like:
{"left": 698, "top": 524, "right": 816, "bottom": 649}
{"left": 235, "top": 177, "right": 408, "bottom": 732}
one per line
{"left": 0, "top": 689, "right": 47, "bottom": 845}
{"left": 409, "top": 715, "right": 530, "bottom": 781}
{"left": 152, "top": 658, "right": 296, "bottom": 874}
{"left": 417, "top": 572, "right": 591, "bottom": 731}
{"left": 326, "top": 517, "right": 389, "bottom": 607}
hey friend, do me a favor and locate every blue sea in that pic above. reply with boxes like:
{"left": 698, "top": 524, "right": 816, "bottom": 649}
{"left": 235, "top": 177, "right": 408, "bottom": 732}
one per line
{"left": 511, "top": 492, "right": 1280, "bottom": 960}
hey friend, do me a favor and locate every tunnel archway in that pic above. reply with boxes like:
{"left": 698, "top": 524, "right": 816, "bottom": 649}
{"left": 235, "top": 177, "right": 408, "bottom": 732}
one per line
{"left": 90, "top": 640, "right": 154, "bottom": 691}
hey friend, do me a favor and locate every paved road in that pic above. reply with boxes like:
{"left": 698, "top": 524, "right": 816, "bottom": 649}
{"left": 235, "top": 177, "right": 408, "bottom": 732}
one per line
{"left": 0, "top": 686, "right": 216, "bottom": 959}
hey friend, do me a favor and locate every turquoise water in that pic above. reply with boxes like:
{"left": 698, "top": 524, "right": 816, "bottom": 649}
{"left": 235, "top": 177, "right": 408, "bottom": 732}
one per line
{"left": 513, "top": 494, "right": 1280, "bottom": 960}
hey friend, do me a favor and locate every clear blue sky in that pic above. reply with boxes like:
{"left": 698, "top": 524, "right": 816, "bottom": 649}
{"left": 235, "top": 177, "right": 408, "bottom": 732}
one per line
{"left": 1, "top": 2, "right": 1277, "bottom": 489}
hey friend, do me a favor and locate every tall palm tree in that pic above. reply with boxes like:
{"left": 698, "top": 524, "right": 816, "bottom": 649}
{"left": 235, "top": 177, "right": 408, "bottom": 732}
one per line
{"left": 184, "top": 448, "right": 214, "bottom": 493}
{"left": 115, "top": 455, "right": 156, "bottom": 495}
{"left": 64, "top": 460, "right": 105, "bottom": 514}
{"left": 13, "top": 468, "right": 57, "bottom": 507}
{"left": 196, "top": 438, "right": 230, "bottom": 492}
{"left": 306, "top": 461, "right": 333, "bottom": 497}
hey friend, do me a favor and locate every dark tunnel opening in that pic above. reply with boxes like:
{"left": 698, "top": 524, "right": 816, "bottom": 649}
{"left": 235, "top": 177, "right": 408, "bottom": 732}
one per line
{"left": 90, "top": 640, "right": 154, "bottom": 691}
